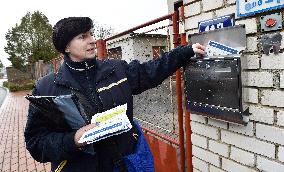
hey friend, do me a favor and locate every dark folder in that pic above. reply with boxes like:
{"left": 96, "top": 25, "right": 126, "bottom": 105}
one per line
{"left": 25, "top": 94, "right": 87, "bottom": 129}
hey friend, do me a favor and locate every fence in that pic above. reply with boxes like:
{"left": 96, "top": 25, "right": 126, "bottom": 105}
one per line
{"left": 32, "top": 58, "right": 61, "bottom": 80}
{"left": 97, "top": 12, "right": 191, "bottom": 172}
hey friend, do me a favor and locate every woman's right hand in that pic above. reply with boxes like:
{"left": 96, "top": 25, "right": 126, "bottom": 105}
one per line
{"left": 192, "top": 43, "right": 206, "bottom": 56}
{"left": 74, "top": 123, "right": 97, "bottom": 147}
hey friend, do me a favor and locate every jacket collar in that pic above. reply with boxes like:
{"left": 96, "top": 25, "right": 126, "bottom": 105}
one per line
{"left": 54, "top": 59, "right": 115, "bottom": 90}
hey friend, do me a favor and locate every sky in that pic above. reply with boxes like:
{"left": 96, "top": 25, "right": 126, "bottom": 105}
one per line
{"left": 0, "top": 0, "right": 169, "bottom": 67}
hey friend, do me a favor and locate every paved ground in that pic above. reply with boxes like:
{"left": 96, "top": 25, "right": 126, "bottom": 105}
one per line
{"left": 0, "top": 91, "right": 51, "bottom": 172}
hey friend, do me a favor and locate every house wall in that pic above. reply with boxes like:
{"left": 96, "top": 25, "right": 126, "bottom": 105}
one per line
{"left": 167, "top": 0, "right": 284, "bottom": 171}
{"left": 107, "top": 35, "right": 167, "bottom": 63}
{"left": 132, "top": 36, "right": 167, "bottom": 63}
{"left": 107, "top": 34, "right": 135, "bottom": 63}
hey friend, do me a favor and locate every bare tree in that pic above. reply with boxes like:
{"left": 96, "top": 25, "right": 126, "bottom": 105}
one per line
{"left": 92, "top": 20, "right": 115, "bottom": 40}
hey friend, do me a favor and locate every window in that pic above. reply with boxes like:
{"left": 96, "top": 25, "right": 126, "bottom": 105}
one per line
{"left": 108, "top": 47, "right": 122, "bottom": 59}
{"left": 152, "top": 46, "right": 166, "bottom": 59}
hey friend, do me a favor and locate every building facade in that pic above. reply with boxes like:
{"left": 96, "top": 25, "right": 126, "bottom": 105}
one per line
{"left": 167, "top": 0, "right": 284, "bottom": 171}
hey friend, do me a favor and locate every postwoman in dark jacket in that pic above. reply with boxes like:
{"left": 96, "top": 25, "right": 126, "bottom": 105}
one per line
{"left": 24, "top": 17, "right": 205, "bottom": 172}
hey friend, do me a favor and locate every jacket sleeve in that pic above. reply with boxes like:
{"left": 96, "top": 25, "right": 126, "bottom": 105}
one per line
{"left": 24, "top": 87, "right": 80, "bottom": 163}
{"left": 122, "top": 45, "right": 195, "bottom": 95}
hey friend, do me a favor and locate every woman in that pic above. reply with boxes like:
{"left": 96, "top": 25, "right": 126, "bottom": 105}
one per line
{"left": 24, "top": 17, "right": 205, "bottom": 172}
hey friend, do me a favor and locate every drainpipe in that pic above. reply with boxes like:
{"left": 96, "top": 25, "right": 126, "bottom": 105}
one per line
{"left": 180, "top": 6, "right": 193, "bottom": 172}
{"left": 173, "top": 11, "right": 186, "bottom": 172}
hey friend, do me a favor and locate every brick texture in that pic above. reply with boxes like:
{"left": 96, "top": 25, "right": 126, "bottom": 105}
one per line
{"left": 185, "top": 12, "right": 214, "bottom": 29}
{"left": 241, "top": 55, "right": 259, "bottom": 69}
{"left": 192, "top": 156, "right": 209, "bottom": 172}
{"left": 257, "top": 156, "right": 284, "bottom": 172}
{"left": 277, "top": 111, "right": 284, "bottom": 127}
{"left": 181, "top": 0, "right": 284, "bottom": 171}
{"left": 243, "top": 88, "right": 258, "bottom": 103}
{"left": 202, "top": 0, "right": 224, "bottom": 12}
{"left": 230, "top": 146, "right": 255, "bottom": 167}
{"left": 192, "top": 146, "right": 220, "bottom": 167}
{"left": 261, "top": 90, "right": 284, "bottom": 107}
{"left": 191, "top": 121, "right": 219, "bottom": 140}
{"left": 256, "top": 123, "right": 284, "bottom": 145}
{"left": 261, "top": 53, "right": 284, "bottom": 69}
{"left": 236, "top": 18, "right": 257, "bottom": 34}
{"left": 222, "top": 158, "right": 257, "bottom": 172}
{"left": 191, "top": 133, "right": 208, "bottom": 149}
{"left": 249, "top": 105, "right": 274, "bottom": 124}
{"left": 208, "top": 140, "right": 229, "bottom": 157}
{"left": 242, "top": 71, "right": 273, "bottom": 87}
{"left": 221, "top": 130, "right": 275, "bottom": 158}
{"left": 185, "top": 2, "right": 201, "bottom": 17}
{"left": 0, "top": 91, "right": 51, "bottom": 172}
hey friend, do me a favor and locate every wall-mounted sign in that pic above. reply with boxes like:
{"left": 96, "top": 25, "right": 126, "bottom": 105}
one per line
{"left": 198, "top": 14, "right": 234, "bottom": 33}
{"left": 237, "top": 0, "right": 284, "bottom": 18}
{"left": 260, "top": 12, "right": 283, "bottom": 32}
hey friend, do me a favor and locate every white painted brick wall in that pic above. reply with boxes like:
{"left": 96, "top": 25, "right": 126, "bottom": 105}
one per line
{"left": 277, "top": 111, "right": 284, "bottom": 127}
{"left": 241, "top": 55, "right": 259, "bottom": 69}
{"left": 171, "top": 1, "right": 284, "bottom": 171}
{"left": 192, "top": 146, "right": 220, "bottom": 167}
{"left": 185, "top": 12, "right": 214, "bottom": 29}
{"left": 242, "top": 71, "right": 273, "bottom": 87}
{"left": 236, "top": 18, "right": 257, "bottom": 34}
{"left": 246, "top": 36, "right": 258, "bottom": 52}
{"left": 208, "top": 119, "right": 227, "bottom": 129}
{"left": 191, "top": 133, "right": 208, "bottom": 149}
{"left": 208, "top": 140, "right": 229, "bottom": 157}
{"left": 243, "top": 88, "right": 258, "bottom": 103}
{"left": 222, "top": 158, "right": 257, "bottom": 172}
{"left": 209, "top": 165, "right": 225, "bottom": 172}
{"left": 261, "top": 90, "right": 284, "bottom": 107}
{"left": 221, "top": 130, "right": 275, "bottom": 158}
{"left": 191, "top": 113, "right": 207, "bottom": 124}
{"left": 202, "top": 0, "right": 224, "bottom": 12}
{"left": 257, "top": 156, "right": 284, "bottom": 172}
{"left": 230, "top": 146, "right": 255, "bottom": 167}
{"left": 278, "top": 146, "right": 284, "bottom": 162}
{"left": 215, "top": 5, "right": 236, "bottom": 17}
{"left": 256, "top": 123, "right": 284, "bottom": 145}
{"left": 192, "top": 156, "right": 209, "bottom": 172}
{"left": 280, "top": 71, "right": 284, "bottom": 88}
{"left": 261, "top": 53, "right": 284, "bottom": 69}
{"left": 191, "top": 121, "right": 219, "bottom": 140}
{"left": 249, "top": 105, "right": 274, "bottom": 124}
{"left": 184, "top": 2, "right": 201, "bottom": 17}
{"left": 228, "top": 122, "right": 254, "bottom": 136}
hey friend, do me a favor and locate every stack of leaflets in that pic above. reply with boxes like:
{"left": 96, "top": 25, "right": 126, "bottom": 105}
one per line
{"left": 79, "top": 103, "right": 132, "bottom": 144}
{"left": 206, "top": 40, "right": 240, "bottom": 57}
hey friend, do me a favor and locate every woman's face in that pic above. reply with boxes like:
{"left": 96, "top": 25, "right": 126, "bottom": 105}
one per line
{"left": 65, "top": 30, "right": 96, "bottom": 62}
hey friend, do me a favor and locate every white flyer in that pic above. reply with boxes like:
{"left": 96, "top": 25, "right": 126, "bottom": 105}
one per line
{"left": 206, "top": 40, "right": 240, "bottom": 57}
{"left": 78, "top": 103, "right": 132, "bottom": 144}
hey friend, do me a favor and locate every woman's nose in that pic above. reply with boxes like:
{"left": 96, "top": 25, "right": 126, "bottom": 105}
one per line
{"left": 89, "top": 36, "right": 95, "bottom": 45}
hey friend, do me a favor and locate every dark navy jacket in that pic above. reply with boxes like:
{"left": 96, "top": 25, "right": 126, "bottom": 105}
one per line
{"left": 24, "top": 45, "right": 195, "bottom": 172}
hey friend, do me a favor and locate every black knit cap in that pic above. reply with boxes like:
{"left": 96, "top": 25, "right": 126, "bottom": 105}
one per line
{"left": 52, "top": 17, "right": 93, "bottom": 54}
